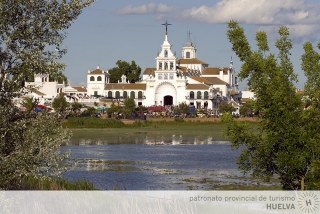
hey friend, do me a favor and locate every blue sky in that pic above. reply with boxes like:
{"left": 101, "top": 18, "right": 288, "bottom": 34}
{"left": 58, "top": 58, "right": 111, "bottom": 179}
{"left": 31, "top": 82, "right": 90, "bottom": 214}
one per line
{"left": 62, "top": 0, "right": 320, "bottom": 89}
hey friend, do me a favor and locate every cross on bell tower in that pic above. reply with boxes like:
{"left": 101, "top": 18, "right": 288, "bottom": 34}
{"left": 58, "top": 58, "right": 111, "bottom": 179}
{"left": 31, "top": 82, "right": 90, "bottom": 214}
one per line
{"left": 162, "top": 20, "right": 171, "bottom": 35}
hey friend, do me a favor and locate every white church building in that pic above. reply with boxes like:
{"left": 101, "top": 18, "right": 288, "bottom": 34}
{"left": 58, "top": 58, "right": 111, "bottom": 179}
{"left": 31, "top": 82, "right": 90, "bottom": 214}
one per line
{"left": 86, "top": 22, "right": 239, "bottom": 112}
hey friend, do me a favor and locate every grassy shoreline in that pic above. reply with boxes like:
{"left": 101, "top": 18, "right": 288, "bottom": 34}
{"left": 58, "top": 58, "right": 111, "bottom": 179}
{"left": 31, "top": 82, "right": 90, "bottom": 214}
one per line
{"left": 66, "top": 117, "right": 259, "bottom": 142}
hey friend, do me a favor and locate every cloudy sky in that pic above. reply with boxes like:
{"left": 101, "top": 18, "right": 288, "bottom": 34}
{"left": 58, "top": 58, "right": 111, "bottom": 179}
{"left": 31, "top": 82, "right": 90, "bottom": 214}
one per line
{"left": 62, "top": 0, "right": 320, "bottom": 88}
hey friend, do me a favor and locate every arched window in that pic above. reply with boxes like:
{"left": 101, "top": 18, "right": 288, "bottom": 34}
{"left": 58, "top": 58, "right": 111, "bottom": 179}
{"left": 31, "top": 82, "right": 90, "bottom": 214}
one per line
{"left": 204, "top": 91, "right": 209, "bottom": 99}
{"left": 108, "top": 91, "right": 112, "bottom": 98}
{"left": 164, "top": 50, "right": 168, "bottom": 57}
{"left": 197, "top": 91, "right": 202, "bottom": 99}
{"left": 138, "top": 91, "right": 143, "bottom": 99}
{"left": 97, "top": 76, "right": 102, "bottom": 81}
{"left": 90, "top": 76, "right": 95, "bottom": 81}
{"left": 123, "top": 91, "right": 128, "bottom": 99}
{"left": 190, "top": 91, "right": 194, "bottom": 99}
{"left": 159, "top": 62, "right": 162, "bottom": 70}
{"left": 164, "top": 62, "right": 168, "bottom": 70}
{"left": 186, "top": 52, "right": 190, "bottom": 59}
{"left": 115, "top": 91, "right": 120, "bottom": 99}
{"left": 130, "top": 91, "right": 135, "bottom": 98}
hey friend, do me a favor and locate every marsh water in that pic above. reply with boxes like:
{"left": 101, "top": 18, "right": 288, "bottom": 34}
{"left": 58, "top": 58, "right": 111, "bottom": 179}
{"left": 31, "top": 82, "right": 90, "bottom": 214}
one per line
{"left": 62, "top": 134, "right": 256, "bottom": 190}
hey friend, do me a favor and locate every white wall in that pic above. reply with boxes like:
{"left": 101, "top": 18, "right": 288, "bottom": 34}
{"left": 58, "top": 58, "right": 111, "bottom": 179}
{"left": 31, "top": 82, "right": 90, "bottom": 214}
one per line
{"left": 241, "top": 90, "right": 255, "bottom": 99}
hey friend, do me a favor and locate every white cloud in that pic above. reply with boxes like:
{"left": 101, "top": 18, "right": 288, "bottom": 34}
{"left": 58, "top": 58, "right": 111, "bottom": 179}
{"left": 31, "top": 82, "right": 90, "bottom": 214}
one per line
{"left": 117, "top": 3, "right": 173, "bottom": 15}
{"left": 183, "top": 0, "right": 320, "bottom": 40}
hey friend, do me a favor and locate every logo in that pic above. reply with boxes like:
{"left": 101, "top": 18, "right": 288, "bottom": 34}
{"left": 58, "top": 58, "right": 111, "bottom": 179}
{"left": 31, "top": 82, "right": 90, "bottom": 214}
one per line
{"left": 297, "top": 192, "right": 320, "bottom": 214}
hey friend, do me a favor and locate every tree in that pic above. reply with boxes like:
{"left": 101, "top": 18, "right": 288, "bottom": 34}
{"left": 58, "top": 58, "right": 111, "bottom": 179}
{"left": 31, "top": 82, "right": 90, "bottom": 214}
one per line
{"left": 52, "top": 93, "right": 69, "bottom": 114}
{"left": 219, "top": 102, "right": 236, "bottom": 114}
{"left": 108, "top": 60, "right": 141, "bottom": 83}
{"left": 239, "top": 99, "right": 256, "bottom": 117}
{"left": 0, "top": 0, "right": 93, "bottom": 189}
{"left": 123, "top": 97, "right": 136, "bottom": 118}
{"left": 107, "top": 102, "right": 121, "bottom": 118}
{"left": 226, "top": 21, "right": 319, "bottom": 190}
{"left": 175, "top": 102, "right": 189, "bottom": 115}
{"left": 21, "top": 97, "right": 38, "bottom": 113}
{"left": 301, "top": 41, "right": 320, "bottom": 188}
{"left": 70, "top": 102, "right": 83, "bottom": 114}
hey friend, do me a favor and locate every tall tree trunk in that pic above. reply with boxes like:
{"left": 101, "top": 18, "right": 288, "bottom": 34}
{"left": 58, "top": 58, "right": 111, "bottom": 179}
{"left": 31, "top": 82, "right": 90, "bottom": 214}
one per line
{"left": 301, "top": 176, "right": 305, "bottom": 190}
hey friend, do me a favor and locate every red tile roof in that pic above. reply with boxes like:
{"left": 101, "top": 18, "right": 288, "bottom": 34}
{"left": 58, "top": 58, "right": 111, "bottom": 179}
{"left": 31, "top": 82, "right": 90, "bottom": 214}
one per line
{"left": 88, "top": 69, "right": 104, "bottom": 75}
{"left": 177, "top": 58, "right": 208, "bottom": 65}
{"left": 186, "top": 84, "right": 210, "bottom": 90}
{"left": 202, "top": 67, "right": 229, "bottom": 75}
{"left": 73, "top": 86, "right": 87, "bottom": 92}
{"left": 105, "top": 83, "right": 146, "bottom": 90}
{"left": 143, "top": 67, "right": 156, "bottom": 75}
{"left": 190, "top": 76, "right": 228, "bottom": 85}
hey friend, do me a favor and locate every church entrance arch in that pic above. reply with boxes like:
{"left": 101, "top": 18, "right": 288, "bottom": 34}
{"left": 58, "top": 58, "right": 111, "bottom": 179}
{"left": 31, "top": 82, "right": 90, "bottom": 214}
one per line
{"left": 155, "top": 82, "right": 177, "bottom": 106}
{"left": 164, "top": 96, "right": 173, "bottom": 106}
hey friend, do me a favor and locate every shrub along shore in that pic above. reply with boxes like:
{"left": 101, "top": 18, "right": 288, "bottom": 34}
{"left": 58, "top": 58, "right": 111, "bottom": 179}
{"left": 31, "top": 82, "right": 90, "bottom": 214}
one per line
{"left": 63, "top": 117, "right": 259, "bottom": 142}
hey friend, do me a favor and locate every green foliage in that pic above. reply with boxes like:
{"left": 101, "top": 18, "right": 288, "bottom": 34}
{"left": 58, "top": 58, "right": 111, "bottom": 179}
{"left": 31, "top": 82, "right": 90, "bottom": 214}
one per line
{"left": 0, "top": 0, "right": 94, "bottom": 103}
{"left": 0, "top": 107, "right": 71, "bottom": 189}
{"left": 63, "top": 117, "right": 125, "bottom": 128}
{"left": 17, "top": 176, "right": 95, "bottom": 190}
{"left": 107, "top": 103, "right": 121, "bottom": 117}
{"left": 239, "top": 99, "right": 257, "bottom": 117}
{"left": 0, "top": 0, "right": 93, "bottom": 189}
{"left": 49, "top": 73, "right": 68, "bottom": 85}
{"left": 21, "top": 97, "right": 38, "bottom": 113}
{"left": 108, "top": 60, "right": 141, "bottom": 83}
{"left": 301, "top": 42, "right": 320, "bottom": 108}
{"left": 52, "top": 93, "right": 69, "bottom": 114}
{"left": 219, "top": 102, "right": 236, "bottom": 113}
{"left": 221, "top": 112, "right": 233, "bottom": 123}
{"left": 123, "top": 97, "right": 136, "bottom": 117}
{"left": 124, "top": 97, "right": 136, "bottom": 109}
{"left": 300, "top": 41, "right": 320, "bottom": 190}
{"left": 70, "top": 102, "right": 83, "bottom": 113}
{"left": 175, "top": 102, "right": 189, "bottom": 114}
{"left": 85, "top": 107, "right": 97, "bottom": 115}
{"left": 226, "top": 21, "right": 319, "bottom": 190}
{"left": 306, "top": 161, "right": 320, "bottom": 189}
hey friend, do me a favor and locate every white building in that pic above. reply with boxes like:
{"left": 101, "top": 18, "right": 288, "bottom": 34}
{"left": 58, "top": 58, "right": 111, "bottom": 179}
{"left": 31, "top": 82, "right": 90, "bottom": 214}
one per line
{"left": 86, "top": 66, "right": 110, "bottom": 97}
{"left": 24, "top": 73, "right": 64, "bottom": 103}
{"left": 88, "top": 23, "right": 239, "bottom": 112}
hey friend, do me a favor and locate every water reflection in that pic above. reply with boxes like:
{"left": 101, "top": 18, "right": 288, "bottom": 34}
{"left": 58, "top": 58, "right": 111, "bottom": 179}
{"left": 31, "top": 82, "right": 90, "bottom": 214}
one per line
{"left": 63, "top": 134, "right": 279, "bottom": 190}
{"left": 72, "top": 134, "right": 229, "bottom": 146}
{"left": 62, "top": 134, "right": 249, "bottom": 190}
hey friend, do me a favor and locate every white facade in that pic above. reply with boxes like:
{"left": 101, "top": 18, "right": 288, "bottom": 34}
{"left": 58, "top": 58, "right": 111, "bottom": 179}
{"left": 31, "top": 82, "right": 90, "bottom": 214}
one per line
{"left": 86, "top": 66, "right": 109, "bottom": 97}
{"left": 241, "top": 90, "right": 256, "bottom": 100}
{"left": 25, "top": 73, "right": 64, "bottom": 100}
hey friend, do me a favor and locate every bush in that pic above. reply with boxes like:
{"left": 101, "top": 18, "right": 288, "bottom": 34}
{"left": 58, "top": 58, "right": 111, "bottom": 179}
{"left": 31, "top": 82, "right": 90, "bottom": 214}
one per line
{"left": 15, "top": 176, "right": 95, "bottom": 190}
{"left": 221, "top": 112, "right": 233, "bottom": 123}
{"left": 0, "top": 108, "right": 71, "bottom": 189}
